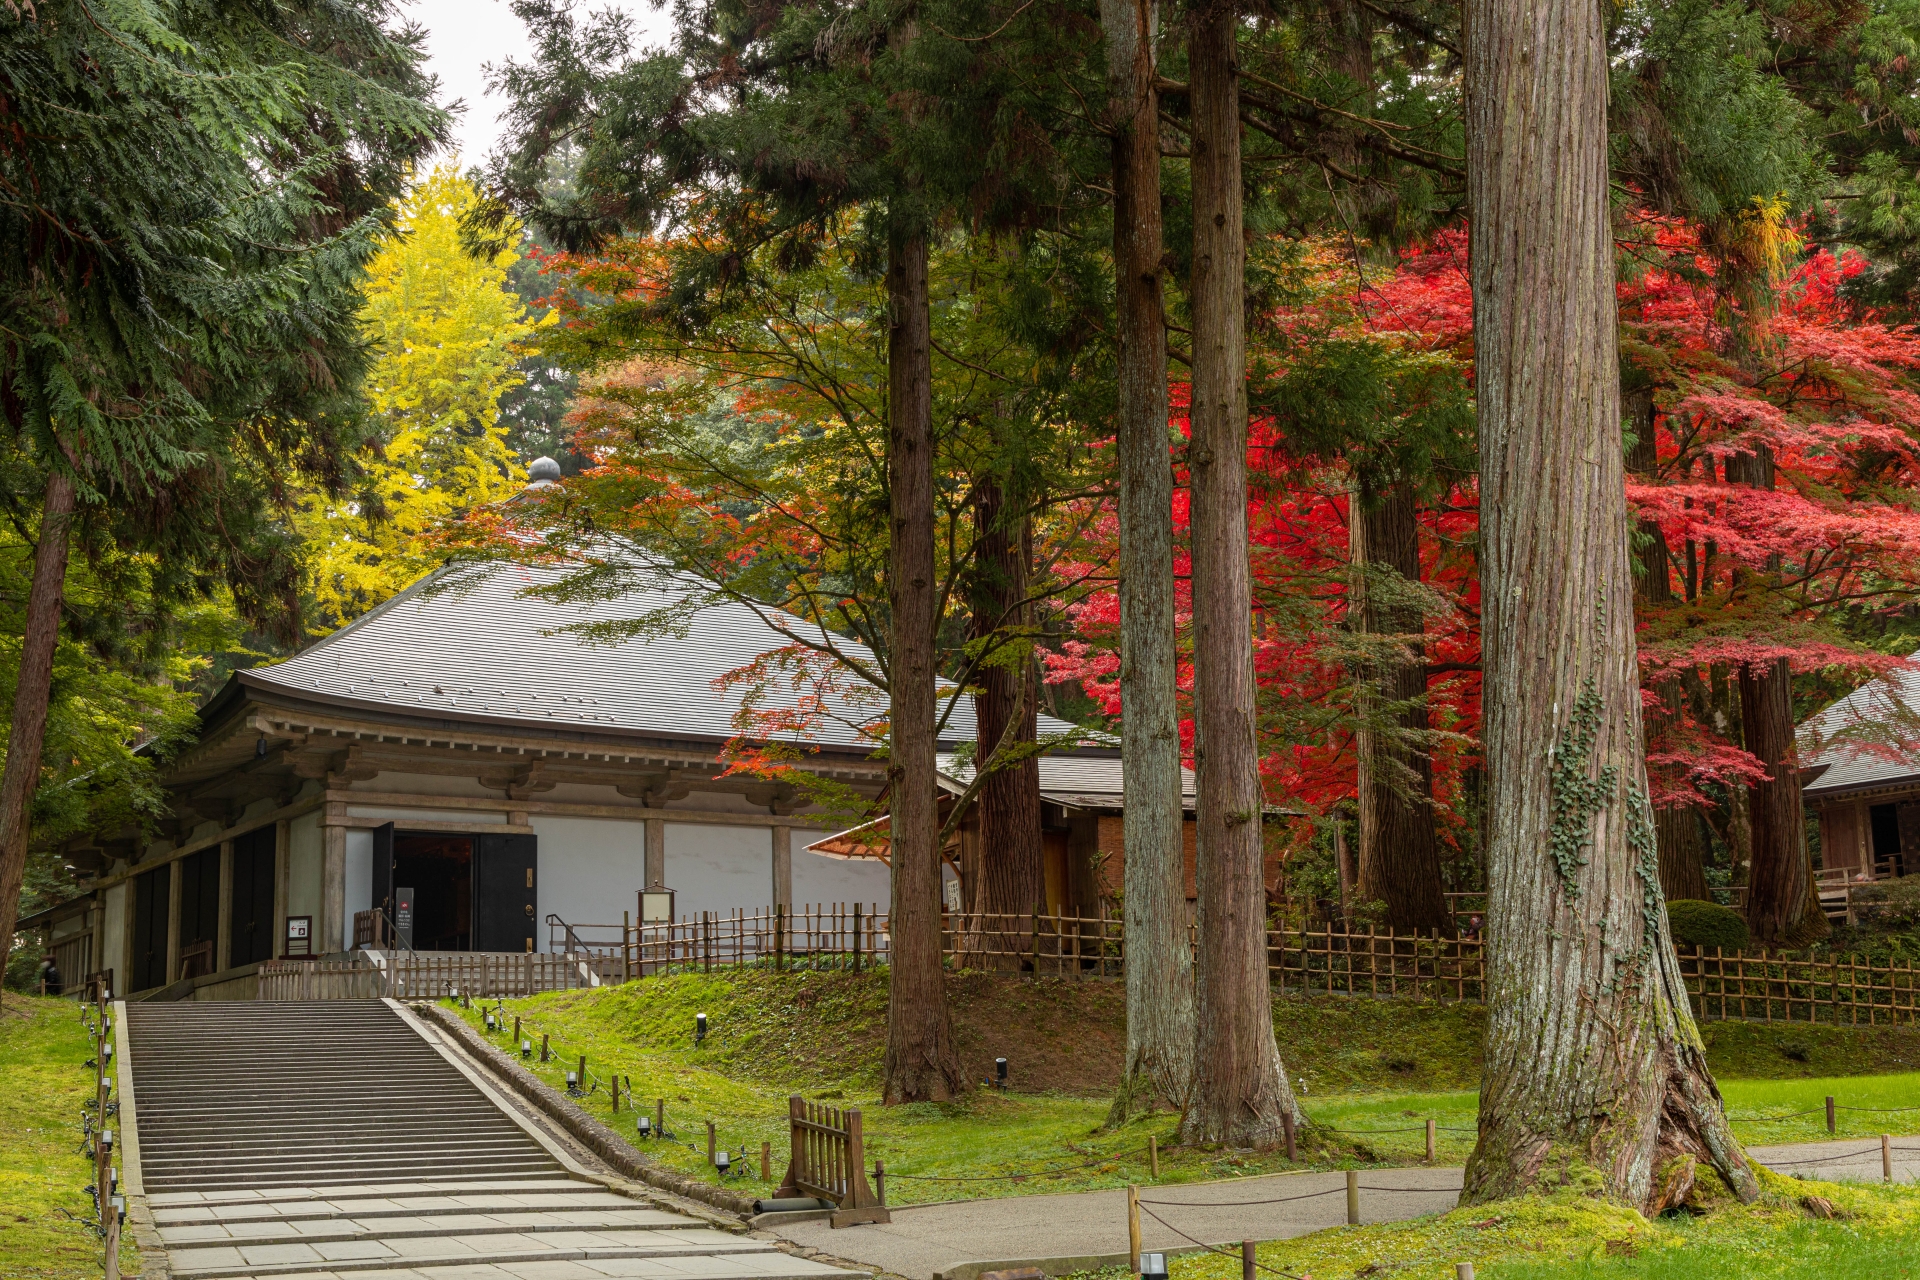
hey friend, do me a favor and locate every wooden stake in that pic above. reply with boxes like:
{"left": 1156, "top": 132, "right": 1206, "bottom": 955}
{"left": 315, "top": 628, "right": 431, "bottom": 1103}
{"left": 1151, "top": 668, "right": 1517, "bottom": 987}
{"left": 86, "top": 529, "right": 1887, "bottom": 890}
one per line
{"left": 1126, "top": 1184, "right": 1141, "bottom": 1273}
{"left": 1826, "top": 1095, "right": 1835, "bottom": 1135}
{"left": 1242, "top": 1240, "right": 1256, "bottom": 1280}
{"left": 1148, "top": 1134, "right": 1159, "bottom": 1179}
{"left": 1345, "top": 1170, "right": 1359, "bottom": 1224}
{"left": 540, "top": 1033, "right": 549, "bottom": 1062}
{"left": 1425, "top": 1118, "right": 1436, "bottom": 1162}
{"left": 1281, "top": 1107, "right": 1297, "bottom": 1162}
{"left": 708, "top": 1120, "right": 717, "bottom": 1166}
{"left": 1884, "top": 1133, "right": 1894, "bottom": 1183}
{"left": 657, "top": 1098, "right": 665, "bottom": 1138}
{"left": 875, "top": 1159, "right": 886, "bottom": 1205}
{"left": 761, "top": 1141, "right": 771, "bottom": 1181}
{"left": 1455, "top": 1266, "right": 1475, "bottom": 1280}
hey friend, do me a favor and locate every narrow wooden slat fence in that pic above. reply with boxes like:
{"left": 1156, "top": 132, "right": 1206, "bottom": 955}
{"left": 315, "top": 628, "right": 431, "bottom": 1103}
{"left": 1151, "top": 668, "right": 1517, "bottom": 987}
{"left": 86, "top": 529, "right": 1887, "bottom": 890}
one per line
{"left": 257, "top": 957, "right": 385, "bottom": 1000}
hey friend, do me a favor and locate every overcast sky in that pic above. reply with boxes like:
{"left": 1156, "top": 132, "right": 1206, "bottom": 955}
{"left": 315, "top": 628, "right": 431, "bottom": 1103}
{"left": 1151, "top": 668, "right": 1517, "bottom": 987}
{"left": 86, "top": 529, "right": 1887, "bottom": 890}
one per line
{"left": 403, "top": 0, "right": 677, "bottom": 166}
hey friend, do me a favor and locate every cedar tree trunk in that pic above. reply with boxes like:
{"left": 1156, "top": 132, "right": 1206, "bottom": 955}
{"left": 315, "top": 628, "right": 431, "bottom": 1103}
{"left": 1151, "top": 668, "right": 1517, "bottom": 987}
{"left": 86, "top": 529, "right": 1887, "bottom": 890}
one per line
{"left": 1351, "top": 477, "right": 1450, "bottom": 934}
{"left": 1100, "top": 0, "right": 1195, "bottom": 1120}
{"left": 1739, "top": 656, "right": 1828, "bottom": 945}
{"left": 1725, "top": 447, "right": 1829, "bottom": 947}
{"left": 1179, "top": 4, "right": 1303, "bottom": 1148}
{"left": 1462, "top": 0, "right": 1758, "bottom": 1210}
{"left": 882, "top": 230, "right": 966, "bottom": 1103}
{"left": 969, "top": 476, "right": 1044, "bottom": 918}
{"left": 0, "top": 469, "right": 77, "bottom": 959}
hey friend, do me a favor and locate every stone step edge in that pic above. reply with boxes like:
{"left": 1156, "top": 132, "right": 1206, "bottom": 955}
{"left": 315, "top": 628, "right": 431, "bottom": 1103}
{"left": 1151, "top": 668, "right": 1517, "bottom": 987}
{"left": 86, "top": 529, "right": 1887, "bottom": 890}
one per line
{"left": 142, "top": 1170, "right": 569, "bottom": 1194}
{"left": 146, "top": 1180, "right": 590, "bottom": 1209}
{"left": 160, "top": 1216, "right": 716, "bottom": 1248}
{"left": 168, "top": 1238, "right": 781, "bottom": 1279}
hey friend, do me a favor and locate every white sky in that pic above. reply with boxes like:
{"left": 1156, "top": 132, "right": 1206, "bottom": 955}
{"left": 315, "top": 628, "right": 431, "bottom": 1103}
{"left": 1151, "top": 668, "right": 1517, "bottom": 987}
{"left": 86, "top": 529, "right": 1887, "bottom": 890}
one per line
{"left": 404, "top": 0, "right": 678, "bottom": 166}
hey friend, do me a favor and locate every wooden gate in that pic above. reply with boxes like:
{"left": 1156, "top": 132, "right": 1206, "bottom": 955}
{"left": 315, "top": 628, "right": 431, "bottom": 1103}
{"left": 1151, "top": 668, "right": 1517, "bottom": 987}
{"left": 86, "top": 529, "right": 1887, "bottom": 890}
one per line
{"left": 774, "top": 1095, "right": 889, "bottom": 1226}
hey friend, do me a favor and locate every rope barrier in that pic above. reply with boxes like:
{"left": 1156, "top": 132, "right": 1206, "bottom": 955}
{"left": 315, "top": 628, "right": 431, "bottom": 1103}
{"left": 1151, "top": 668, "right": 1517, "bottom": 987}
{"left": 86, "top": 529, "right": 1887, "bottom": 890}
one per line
{"left": 1138, "top": 1189, "right": 1344, "bottom": 1208}
{"left": 1132, "top": 1201, "right": 1310, "bottom": 1280}
{"left": 1756, "top": 1145, "right": 1887, "bottom": 1168}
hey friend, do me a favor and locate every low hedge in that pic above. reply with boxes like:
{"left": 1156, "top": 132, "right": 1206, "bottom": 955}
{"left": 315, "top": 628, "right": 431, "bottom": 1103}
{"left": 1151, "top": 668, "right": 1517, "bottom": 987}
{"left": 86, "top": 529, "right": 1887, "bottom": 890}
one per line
{"left": 1667, "top": 898, "right": 1750, "bottom": 952}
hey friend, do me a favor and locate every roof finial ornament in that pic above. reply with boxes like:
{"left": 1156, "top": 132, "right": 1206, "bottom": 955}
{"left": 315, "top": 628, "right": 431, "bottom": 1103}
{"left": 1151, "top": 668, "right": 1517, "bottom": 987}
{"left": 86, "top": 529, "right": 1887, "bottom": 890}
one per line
{"left": 526, "top": 456, "right": 562, "bottom": 488}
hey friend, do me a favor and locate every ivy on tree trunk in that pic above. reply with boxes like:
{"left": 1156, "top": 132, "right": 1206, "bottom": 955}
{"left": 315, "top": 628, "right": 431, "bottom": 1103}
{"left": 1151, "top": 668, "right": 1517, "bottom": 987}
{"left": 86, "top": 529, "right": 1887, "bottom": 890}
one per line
{"left": 1100, "top": 0, "right": 1195, "bottom": 1121}
{"left": 1462, "top": 0, "right": 1758, "bottom": 1210}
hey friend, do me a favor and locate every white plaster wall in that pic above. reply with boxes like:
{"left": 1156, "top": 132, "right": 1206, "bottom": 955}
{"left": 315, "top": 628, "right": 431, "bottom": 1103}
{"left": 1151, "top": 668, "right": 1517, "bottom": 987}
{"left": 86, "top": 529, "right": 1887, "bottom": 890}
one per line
{"left": 100, "top": 882, "right": 126, "bottom": 990}
{"left": 791, "top": 844, "right": 890, "bottom": 909}
{"left": 664, "top": 823, "right": 774, "bottom": 919}
{"left": 538, "top": 782, "right": 643, "bottom": 807}
{"left": 527, "top": 815, "right": 649, "bottom": 949}
{"left": 286, "top": 811, "right": 324, "bottom": 942}
{"left": 342, "top": 829, "right": 373, "bottom": 952}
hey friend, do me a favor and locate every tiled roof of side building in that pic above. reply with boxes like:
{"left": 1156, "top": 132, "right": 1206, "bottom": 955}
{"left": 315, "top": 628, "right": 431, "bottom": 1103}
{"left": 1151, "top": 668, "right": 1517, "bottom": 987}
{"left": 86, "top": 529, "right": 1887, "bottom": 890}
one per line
{"left": 936, "top": 751, "right": 1197, "bottom": 811}
{"left": 241, "top": 560, "right": 1098, "bottom": 753}
{"left": 1801, "top": 648, "right": 1920, "bottom": 797}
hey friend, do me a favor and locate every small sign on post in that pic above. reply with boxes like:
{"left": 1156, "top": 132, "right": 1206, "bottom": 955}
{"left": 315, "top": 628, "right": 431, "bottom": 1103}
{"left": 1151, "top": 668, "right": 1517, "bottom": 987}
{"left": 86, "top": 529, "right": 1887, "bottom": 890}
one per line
{"left": 284, "top": 916, "right": 313, "bottom": 958}
{"left": 395, "top": 889, "right": 415, "bottom": 951}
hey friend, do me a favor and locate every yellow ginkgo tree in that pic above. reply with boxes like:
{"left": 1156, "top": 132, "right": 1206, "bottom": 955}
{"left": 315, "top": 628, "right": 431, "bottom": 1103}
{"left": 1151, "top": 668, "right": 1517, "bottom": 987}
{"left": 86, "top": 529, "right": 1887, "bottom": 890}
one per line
{"left": 299, "top": 164, "right": 547, "bottom": 632}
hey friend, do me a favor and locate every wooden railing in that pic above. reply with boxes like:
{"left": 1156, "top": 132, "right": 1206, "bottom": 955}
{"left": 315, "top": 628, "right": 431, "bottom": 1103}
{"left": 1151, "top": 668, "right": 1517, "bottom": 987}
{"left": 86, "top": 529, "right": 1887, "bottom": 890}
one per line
{"left": 1685, "top": 947, "right": 1920, "bottom": 1025}
{"left": 775, "top": 1095, "right": 888, "bottom": 1226}
{"left": 375, "top": 951, "right": 613, "bottom": 998}
{"left": 257, "top": 957, "right": 386, "bottom": 1000}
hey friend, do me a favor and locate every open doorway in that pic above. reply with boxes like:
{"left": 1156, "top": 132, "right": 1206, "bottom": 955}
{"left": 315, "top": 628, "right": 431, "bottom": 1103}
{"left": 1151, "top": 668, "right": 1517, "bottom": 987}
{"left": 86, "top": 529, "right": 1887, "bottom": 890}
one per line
{"left": 393, "top": 834, "right": 473, "bottom": 951}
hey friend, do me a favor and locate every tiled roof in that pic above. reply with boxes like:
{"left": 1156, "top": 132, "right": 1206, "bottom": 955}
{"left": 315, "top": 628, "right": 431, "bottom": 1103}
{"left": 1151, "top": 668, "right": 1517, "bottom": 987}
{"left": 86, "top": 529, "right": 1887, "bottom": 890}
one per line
{"left": 242, "top": 560, "right": 1092, "bottom": 753}
{"left": 936, "top": 751, "right": 1196, "bottom": 810}
{"left": 1801, "top": 650, "right": 1920, "bottom": 797}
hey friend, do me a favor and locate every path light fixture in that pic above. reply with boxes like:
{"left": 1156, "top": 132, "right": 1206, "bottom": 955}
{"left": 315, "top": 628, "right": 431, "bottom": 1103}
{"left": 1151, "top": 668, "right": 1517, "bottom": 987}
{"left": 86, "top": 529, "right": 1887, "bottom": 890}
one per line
{"left": 1139, "top": 1253, "right": 1168, "bottom": 1280}
{"left": 996, "top": 1058, "right": 1008, "bottom": 1089}
{"left": 520, "top": 1038, "right": 533, "bottom": 1058}
{"left": 110, "top": 1193, "right": 126, "bottom": 1228}
{"left": 715, "top": 1150, "right": 731, "bottom": 1177}
{"left": 485, "top": 1011, "right": 498, "bottom": 1032}
{"left": 565, "top": 1070, "right": 582, "bottom": 1097}
{"left": 695, "top": 1013, "right": 708, "bottom": 1046}
{"left": 637, "top": 1114, "right": 652, "bottom": 1139}
{"left": 100, "top": 1129, "right": 113, "bottom": 1153}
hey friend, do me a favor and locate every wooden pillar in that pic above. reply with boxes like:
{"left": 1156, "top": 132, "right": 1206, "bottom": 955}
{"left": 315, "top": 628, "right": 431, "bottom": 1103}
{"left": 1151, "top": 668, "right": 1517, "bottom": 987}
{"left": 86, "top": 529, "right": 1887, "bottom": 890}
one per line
{"left": 645, "top": 817, "right": 666, "bottom": 889}
{"left": 165, "top": 858, "right": 183, "bottom": 983}
{"left": 215, "top": 839, "right": 234, "bottom": 972}
{"left": 772, "top": 825, "right": 792, "bottom": 909}
{"left": 272, "top": 819, "right": 291, "bottom": 959}
{"left": 322, "top": 802, "right": 347, "bottom": 956}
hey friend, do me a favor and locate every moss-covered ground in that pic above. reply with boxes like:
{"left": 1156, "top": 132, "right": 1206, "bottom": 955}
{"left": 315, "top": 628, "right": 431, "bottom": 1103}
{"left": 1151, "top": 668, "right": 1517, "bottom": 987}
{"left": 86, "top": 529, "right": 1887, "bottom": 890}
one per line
{"left": 1137, "top": 1172, "right": 1920, "bottom": 1280}
{"left": 442, "top": 966, "right": 1920, "bottom": 1206}
{"left": 0, "top": 993, "right": 134, "bottom": 1280}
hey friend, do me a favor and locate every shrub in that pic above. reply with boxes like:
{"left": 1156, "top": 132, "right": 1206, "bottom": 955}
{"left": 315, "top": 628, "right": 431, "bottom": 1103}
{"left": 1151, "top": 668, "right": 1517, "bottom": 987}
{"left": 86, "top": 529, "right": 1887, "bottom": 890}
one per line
{"left": 1667, "top": 899, "right": 1751, "bottom": 952}
{"left": 1849, "top": 875, "right": 1920, "bottom": 928}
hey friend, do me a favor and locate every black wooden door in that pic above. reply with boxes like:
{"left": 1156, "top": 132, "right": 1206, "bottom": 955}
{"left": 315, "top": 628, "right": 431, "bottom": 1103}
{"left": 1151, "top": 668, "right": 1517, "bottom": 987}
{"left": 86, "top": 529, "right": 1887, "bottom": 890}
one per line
{"left": 131, "top": 867, "right": 170, "bottom": 992}
{"left": 228, "top": 827, "right": 276, "bottom": 966}
{"left": 371, "top": 823, "right": 395, "bottom": 920}
{"left": 472, "top": 832, "right": 537, "bottom": 953}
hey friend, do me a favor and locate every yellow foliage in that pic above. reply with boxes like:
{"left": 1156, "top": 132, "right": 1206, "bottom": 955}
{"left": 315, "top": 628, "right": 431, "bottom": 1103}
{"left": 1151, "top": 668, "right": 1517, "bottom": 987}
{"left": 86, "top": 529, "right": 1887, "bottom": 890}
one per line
{"left": 298, "top": 164, "right": 546, "bottom": 632}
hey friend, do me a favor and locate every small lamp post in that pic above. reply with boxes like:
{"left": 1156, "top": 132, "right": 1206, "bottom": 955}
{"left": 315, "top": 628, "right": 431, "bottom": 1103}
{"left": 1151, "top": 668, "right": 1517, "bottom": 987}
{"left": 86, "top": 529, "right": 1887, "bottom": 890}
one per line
{"left": 1140, "top": 1253, "right": 1168, "bottom": 1280}
{"left": 565, "top": 1070, "right": 583, "bottom": 1097}
{"left": 995, "top": 1058, "right": 1009, "bottom": 1090}
{"left": 695, "top": 1012, "right": 708, "bottom": 1046}
{"left": 520, "top": 1038, "right": 533, "bottom": 1059}
{"left": 715, "top": 1150, "right": 731, "bottom": 1177}
{"left": 637, "top": 1114, "right": 653, "bottom": 1139}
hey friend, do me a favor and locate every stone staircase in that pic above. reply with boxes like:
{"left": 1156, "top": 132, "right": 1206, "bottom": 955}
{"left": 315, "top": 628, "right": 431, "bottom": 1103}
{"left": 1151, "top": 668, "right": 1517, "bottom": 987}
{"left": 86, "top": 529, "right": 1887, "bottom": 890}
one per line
{"left": 124, "top": 1001, "right": 561, "bottom": 1192}
{"left": 123, "top": 1000, "right": 861, "bottom": 1280}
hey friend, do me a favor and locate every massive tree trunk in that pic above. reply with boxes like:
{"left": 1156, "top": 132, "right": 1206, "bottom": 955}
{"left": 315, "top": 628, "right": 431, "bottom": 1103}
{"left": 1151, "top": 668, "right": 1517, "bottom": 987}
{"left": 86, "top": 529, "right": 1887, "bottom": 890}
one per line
{"left": 1179, "top": 3, "right": 1302, "bottom": 1149}
{"left": 1100, "top": 0, "right": 1194, "bottom": 1121}
{"left": 1462, "top": 0, "right": 1757, "bottom": 1210}
{"left": 1627, "top": 395, "right": 1710, "bottom": 903}
{"left": 882, "top": 230, "right": 966, "bottom": 1104}
{"left": 1351, "top": 477, "right": 1451, "bottom": 934}
{"left": 969, "top": 475, "right": 1044, "bottom": 918}
{"left": 0, "top": 469, "right": 78, "bottom": 959}
{"left": 1724, "top": 446, "right": 1829, "bottom": 947}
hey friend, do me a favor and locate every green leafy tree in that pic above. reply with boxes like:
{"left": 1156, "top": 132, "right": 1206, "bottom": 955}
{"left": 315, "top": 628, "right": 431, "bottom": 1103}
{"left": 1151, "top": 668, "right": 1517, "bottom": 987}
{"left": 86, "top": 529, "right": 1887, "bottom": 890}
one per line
{"left": 299, "top": 166, "right": 540, "bottom": 632}
{"left": 0, "top": 0, "right": 446, "bottom": 955}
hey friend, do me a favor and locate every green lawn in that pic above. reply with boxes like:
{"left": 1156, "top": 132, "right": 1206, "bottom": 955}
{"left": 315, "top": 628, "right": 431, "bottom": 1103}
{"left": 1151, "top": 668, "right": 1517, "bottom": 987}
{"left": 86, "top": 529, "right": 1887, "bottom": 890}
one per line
{"left": 440, "top": 967, "right": 1920, "bottom": 1205}
{"left": 1171, "top": 1176, "right": 1920, "bottom": 1280}
{"left": 0, "top": 993, "right": 134, "bottom": 1280}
